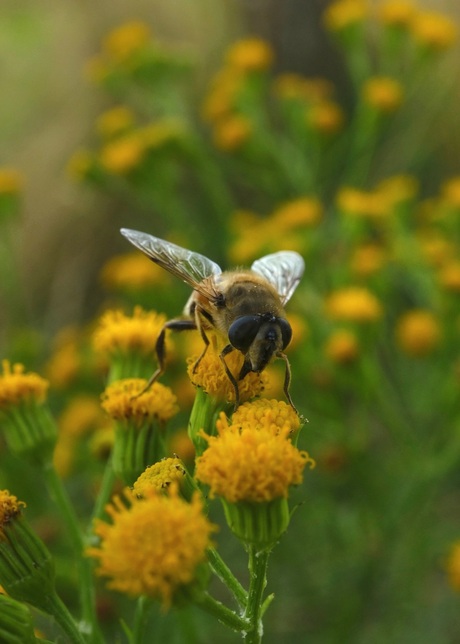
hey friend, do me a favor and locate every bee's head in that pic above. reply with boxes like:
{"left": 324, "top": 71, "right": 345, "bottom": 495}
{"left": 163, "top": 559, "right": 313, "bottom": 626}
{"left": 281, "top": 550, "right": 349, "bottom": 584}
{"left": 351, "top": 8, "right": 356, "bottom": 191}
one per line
{"left": 229, "top": 314, "right": 292, "bottom": 374}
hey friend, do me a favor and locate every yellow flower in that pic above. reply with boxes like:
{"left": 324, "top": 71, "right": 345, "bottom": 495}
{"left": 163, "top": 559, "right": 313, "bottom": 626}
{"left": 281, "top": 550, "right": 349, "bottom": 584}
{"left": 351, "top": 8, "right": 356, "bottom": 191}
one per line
{"left": 45, "top": 327, "right": 82, "bottom": 388}
{"left": 99, "top": 135, "right": 145, "bottom": 174}
{"left": 0, "top": 361, "right": 49, "bottom": 411}
{"left": 0, "top": 490, "right": 26, "bottom": 537}
{"left": 0, "top": 168, "right": 22, "bottom": 195}
{"left": 446, "top": 541, "right": 460, "bottom": 592}
{"left": 378, "top": 1, "right": 416, "bottom": 27}
{"left": 58, "top": 395, "right": 104, "bottom": 439}
{"left": 225, "top": 38, "right": 274, "bottom": 72}
{"left": 323, "top": 0, "right": 369, "bottom": 32}
{"left": 87, "top": 485, "right": 215, "bottom": 607}
{"left": 92, "top": 307, "right": 166, "bottom": 358}
{"left": 376, "top": 174, "right": 419, "bottom": 206}
{"left": 417, "top": 233, "right": 454, "bottom": 268}
{"left": 336, "top": 187, "right": 386, "bottom": 218}
{"left": 212, "top": 115, "right": 252, "bottom": 151}
{"left": 271, "top": 197, "right": 323, "bottom": 229}
{"left": 201, "top": 68, "right": 243, "bottom": 122}
{"left": 101, "top": 378, "right": 178, "bottom": 426}
{"left": 307, "top": 101, "right": 344, "bottom": 134}
{"left": 100, "top": 252, "right": 167, "bottom": 291}
{"left": 133, "top": 457, "right": 186, "bottom": 495}
{"left": 438, "top": 262, "right": 460, "bottom": 292}
{"left": 96, "top": 106, "right": 135, "bottom": 138}
{"left": 411, "top": 11, "right": 457, "bottom": 50}
{"left": 195, "top": 414, "right": 313, "bottom": 503}
{"left": 325, "top": 287, "right": 383, "bottom": 322}
{"left": 187, "top": 339, "right": 268, "bottom": 404}
{"left": 324, "top": 329, "right": 359, "bottom": 363}
{"left": 102, "top": 21, "right": 152, "bottom": 61}
{"left": 350, "top": 243, "right": 387, "bottom": 277}
{"left": 231, "top": 399, "right": 301, "bottom": 434}
{"left": 272, "top": 74, "right": 334, "bottom": 102}
{"left": 441, "top": 177, "right": 460, "bottom": 208}
{"left": 395, "top": 310, "right": 441, "bottom": 357}
{"left": 362, "top": 76, "right": 403, "bottom": 113}
{"left": 66, "top": 149, "right": 95, "bottom": 181}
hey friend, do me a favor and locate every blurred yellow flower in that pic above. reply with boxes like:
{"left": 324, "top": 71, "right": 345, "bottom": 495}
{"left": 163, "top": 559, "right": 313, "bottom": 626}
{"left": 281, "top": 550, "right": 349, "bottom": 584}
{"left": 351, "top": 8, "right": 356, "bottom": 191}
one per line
{"left": 376, "top": 175, "right": 419, "bottom": 206}
{"left": 66, "top": 149, "right": 94, "bottom": 181}
{"left": 87, "top": 485, "right": 215, "bottom": 608}
{"left": 168, "top": 428, "right": 195, "bottom": 462}
{"left": 99, "top": 135, "right": 145, "bottom": 174}
{"left": 0, "top": 168, "right": 22, "bottom": 195}
{"left": 378, "top": 1, "right": 416, "bottom": 27}
{"left": 100, "top": 252, "right": 167, "bottom": 291}
{"left": 324, "top": 329, "right": 359, "bottom": 363}
{"left": 96, "top": 106, "right": 135, "bottom": 138}
{"left": 272, "top": 74, "right": 334, "bottom": 102}
{"left": 101, "top": 378, "right": 178, "bottom": 426}
{"left": 395, "top": 310, "right": 441, "bottom": 357}
{"left": 446, "top": 541, "right": 460, "bottom": 592}
{"left": 212, "top": 115, "right": 252, "bottom": 151}
{"left": 102, "top": 21, "right": 152, "bottom": 61}
{"left": 438, "top": 261, "right": 460, "bottom": 292}
{"left": 307, "top": 100, "right": 344, "bottom": 134}
{"left": 350, "top": 243, "right": 387, "bottom": 277}
{"left": 325, "top": 287, "right": 383, "bottom": 322}
{"left": 0, "top": 361, "right": 49, "bottom": 411}
{"left": 201, "top": 68, "right": 243, "bottom": 122}
{"left": 271, "top": 197, "right": 323, "bottom": 229}
{"left": 323, "top": 0, "right": 369, "bottom": 32}
{"left": 58, "top": 395, "right": 105, "bottom": 439}
{"left": 196, "top": 413, "right": 312, "bottom": 503}
{"left": 417, "top": 234, "right": 455, "bottom": 268}
{"left": 362, "top": 76, "right": 403, "bottom": 112}
{"left": 225, "top": 38, "right": 274, "bottom": 72}
{"left": 411, "top": 11, "right": 457, "bottom": 50}
{"left": 45, "top": 327, "right": 83, "bottom": 388}
{"left": 441, "top": 177, "right": 460, "bottom": 208}
{"left": 336, "top": 187, "right": 385, "bottom": 218}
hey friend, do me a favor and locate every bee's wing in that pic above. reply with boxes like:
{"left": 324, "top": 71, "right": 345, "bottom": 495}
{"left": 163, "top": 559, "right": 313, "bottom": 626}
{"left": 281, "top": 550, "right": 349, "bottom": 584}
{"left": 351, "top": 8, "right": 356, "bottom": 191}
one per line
{"left": 120, "top": 228, "right": 223, "bottom": 300}
{"left": 251, "top": 251, "right": 305, "bottom": 305}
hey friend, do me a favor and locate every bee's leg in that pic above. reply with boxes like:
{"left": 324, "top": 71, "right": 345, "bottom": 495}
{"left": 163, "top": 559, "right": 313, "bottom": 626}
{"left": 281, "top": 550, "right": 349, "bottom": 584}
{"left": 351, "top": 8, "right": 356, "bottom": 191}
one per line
{"left": 278, "top": 352, "right": 298, "bottom": 415}
{"left": 219, "top": 344, "right": 240, "bottom": 410}
{"left": 136, "top": 319, "right": 197, "bottom": 397}
{"left": 191, "top": 309, "right": 212, "bottom": 374}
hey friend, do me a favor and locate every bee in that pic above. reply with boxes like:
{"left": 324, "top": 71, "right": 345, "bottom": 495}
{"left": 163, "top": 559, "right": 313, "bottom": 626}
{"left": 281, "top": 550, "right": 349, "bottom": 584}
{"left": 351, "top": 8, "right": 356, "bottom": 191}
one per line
{"left": 120, "top": 228, "right": 305, "bottom": 412}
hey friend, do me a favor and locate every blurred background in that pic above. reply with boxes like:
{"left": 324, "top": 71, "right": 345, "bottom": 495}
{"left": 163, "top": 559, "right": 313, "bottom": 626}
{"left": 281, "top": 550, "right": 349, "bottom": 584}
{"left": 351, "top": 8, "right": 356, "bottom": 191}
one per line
{"left": 3, "top": 1, "right": 460, "bottom": 642}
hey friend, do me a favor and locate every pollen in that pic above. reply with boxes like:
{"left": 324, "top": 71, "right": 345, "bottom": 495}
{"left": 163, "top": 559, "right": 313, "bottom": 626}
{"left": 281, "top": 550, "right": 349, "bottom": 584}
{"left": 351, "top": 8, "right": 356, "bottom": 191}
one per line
{"left": 187, "top": 342, "right": 268, "bottom": 403}
{"left": 133, "top": 458, "right": 186, "bottom": 495}
{"left": 0, "top": 490, "right": 26, "bottom": 538}
{"left": 196, "top": 419, "right": 314, "bottom": 503}
{"left": 87, "top": 485, "right": 216, "bottom": 608}
{"left": 0, "top": 361, "right": 49, "bottom": 411}
{"left": 92, "top": 307, "right": 166, "bottom": 358}
{"left": 230, "top": 399, "right": 301, "bottom": 434}
{"left": 101, "top": 378, "right": 178, "bottom": 426}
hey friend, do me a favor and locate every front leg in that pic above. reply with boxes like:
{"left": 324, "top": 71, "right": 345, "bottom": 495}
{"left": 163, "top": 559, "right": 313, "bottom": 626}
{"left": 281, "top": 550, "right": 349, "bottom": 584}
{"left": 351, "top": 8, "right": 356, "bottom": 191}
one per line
{"left": 219, "top": 344, "right": 240, "bottom": 409}
{"left": 277, "top": 351, "right": 298, "bottom": 415}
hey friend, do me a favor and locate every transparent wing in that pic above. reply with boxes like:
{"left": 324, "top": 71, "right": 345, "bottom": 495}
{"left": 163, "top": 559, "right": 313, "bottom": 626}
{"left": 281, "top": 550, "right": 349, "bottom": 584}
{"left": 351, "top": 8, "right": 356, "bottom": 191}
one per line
{"left": 120, "top": 228, "right": 222, "bottom": 300}
{"left": 251, "top": 251, "right": 305, "bottom": 305}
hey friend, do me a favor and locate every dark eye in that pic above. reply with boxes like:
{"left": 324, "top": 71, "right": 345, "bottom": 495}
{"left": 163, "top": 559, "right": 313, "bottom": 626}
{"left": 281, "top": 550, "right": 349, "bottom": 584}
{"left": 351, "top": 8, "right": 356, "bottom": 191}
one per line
{"left": 228, "top": 316, "right": 262, "bottom": 352}
{"left": 278, "top": 318, "right": 292, "bottom": 349}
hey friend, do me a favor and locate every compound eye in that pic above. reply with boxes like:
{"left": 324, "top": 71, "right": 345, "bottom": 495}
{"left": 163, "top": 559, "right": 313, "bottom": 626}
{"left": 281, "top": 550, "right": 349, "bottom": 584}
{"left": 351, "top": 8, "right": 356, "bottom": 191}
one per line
{"left": 278, "top": 318, "right": 292, "bottom": 349}
{"left": 228, "top": 316, "right": 262, "bottom": 353}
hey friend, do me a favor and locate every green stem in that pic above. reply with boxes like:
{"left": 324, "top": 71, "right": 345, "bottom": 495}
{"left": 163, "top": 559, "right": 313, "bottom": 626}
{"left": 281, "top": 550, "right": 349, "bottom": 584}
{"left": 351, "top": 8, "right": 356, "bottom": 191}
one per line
{"left": 195, "top": 591, "right": 249, "bottom": 632}
{"left": 43, "top": 590, "right": 86, "bottom": 644}
{"left": 207, "top": 547, "right": 248, "bottom": 609}
{"left": 131, "top": 595, "right": 151, "bottom": 644}
{"left": 43, "top": 461, "right": 103, "bottom": 644}
{"left": 243, "top": 547, "right": 271, "bottom": 644}
{"left": 90, "top": 456, "right": 117, "bottom": 523}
